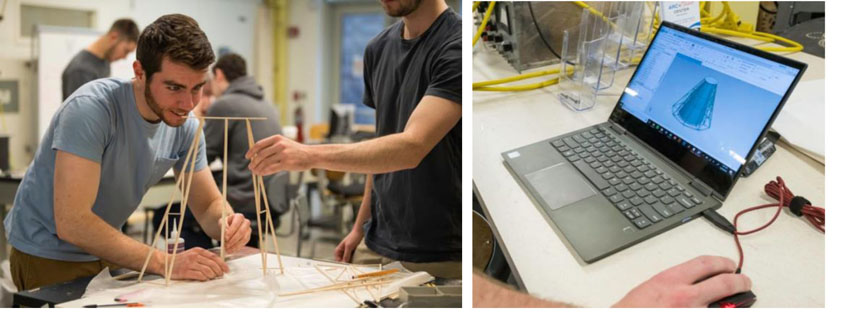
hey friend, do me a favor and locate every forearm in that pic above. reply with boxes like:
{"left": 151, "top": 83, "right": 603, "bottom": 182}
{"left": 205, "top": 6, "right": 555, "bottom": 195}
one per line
{"left": 183, "top": 168, "right": 236, "bottom": 240}
{"left": 351, "top": 174, "right": 374, "bottom": 233}
{"left": 57, "top": 212, "right": 165, "bottom": 275}
{"left": 311, "top": 133, "right": 427, "bottom": 174}
{"left": 473, "top": 271, "right": 571, "bottom": 308}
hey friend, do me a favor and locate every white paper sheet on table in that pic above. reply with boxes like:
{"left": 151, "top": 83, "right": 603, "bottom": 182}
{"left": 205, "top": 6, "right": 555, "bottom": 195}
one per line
{"left": 771, "top": 79, "right": 825, "bottom": 161}
{"left": 60, "top": 253, "right": 433, "bottom": 308}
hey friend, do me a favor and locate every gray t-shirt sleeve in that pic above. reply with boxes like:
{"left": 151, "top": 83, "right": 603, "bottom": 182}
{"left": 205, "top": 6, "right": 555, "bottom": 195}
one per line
{"left": 174, "top": 116, "right": 209, "bottom": 173}
{"left": 424, "top": 39, "right": 462, "bottom": 105}
{"left": 51, "top": 96, "right": 110, "bottom": 163}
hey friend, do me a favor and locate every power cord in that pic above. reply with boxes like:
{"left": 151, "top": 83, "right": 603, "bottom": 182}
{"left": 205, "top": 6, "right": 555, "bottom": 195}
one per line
{"left": 472, "top": 1, "right": 496, "bottom": 47}
{"left": 702, "top": 176, "right": 825, "bottom": 274}
{"left": 527, "top": 2, "right": 561, "bottom": 60}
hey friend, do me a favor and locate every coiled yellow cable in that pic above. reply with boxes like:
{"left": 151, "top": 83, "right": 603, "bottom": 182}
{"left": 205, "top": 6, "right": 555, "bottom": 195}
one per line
{"left": 473, "top": 1, "right": 804, "bottom": 93}
{"left": 473, "top": 68, "right": 560, "bottom": 88}
{"left": 699, "top": 1, "right": 804, "bottom": 53}
{"left": 473, "top": 78, "right": 560, "bottom": 92}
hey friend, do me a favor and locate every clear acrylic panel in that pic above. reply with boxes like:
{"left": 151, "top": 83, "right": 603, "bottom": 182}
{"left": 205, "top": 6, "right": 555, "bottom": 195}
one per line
{"left": 557, "top": 8, "right": 615, "bottom": 111}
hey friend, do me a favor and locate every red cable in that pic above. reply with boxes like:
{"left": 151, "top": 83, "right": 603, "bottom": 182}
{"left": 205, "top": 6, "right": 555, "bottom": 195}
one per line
{"left": 731, "top": 176, "right": 825, "bottom": 272}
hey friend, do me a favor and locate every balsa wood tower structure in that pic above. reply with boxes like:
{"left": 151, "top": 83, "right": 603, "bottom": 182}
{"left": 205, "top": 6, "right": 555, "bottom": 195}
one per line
{"left": 138, "top": 116, "right": 284, "bottom": 285}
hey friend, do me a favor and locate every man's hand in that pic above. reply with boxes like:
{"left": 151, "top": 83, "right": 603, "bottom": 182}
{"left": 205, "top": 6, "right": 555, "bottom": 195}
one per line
{"left": 220, "top": 213, "right": 251, "bottom": 254}
{"left": 167, "top": 247, "right": 230, "bottom": 281}
{"left": 334, "top": 228, "right": 364, "bottom": 263}
{"left": 613, "top": 255, "right": 752, "bottom": 308}
{"left": 245, "top": 135, "right": 312, "bottom": 175}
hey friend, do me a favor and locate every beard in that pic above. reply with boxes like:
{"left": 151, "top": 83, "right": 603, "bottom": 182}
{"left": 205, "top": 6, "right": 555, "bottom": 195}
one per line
{"left": 144, "top": 81, "right": 187, "bottom": 127}
{"left": 104, "top": 42, "right": 118, "bottom": 62}
{"left": 382, "top": 0, "right": 422, "bottom": 17}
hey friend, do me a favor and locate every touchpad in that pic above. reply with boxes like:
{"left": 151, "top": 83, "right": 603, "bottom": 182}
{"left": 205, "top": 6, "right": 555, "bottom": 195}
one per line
{"left": 525, "top": 163, "right": 597, "bottom": 210}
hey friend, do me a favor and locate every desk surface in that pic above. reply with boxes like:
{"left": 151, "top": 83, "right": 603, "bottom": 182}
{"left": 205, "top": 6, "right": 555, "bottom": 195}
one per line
{"left": 53, "top": 251, "right": 434, "bottom": 308}
{"left": 472, "top": 37, "right": 825, "bottom": 307}
{"left": 12, "top": 247, "right": 258, "bottom": 307}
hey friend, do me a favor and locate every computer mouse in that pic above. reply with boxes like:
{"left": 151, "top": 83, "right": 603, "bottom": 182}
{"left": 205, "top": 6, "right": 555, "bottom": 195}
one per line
{"left": 708, "top": 290, "right": 757, "bottom": 308}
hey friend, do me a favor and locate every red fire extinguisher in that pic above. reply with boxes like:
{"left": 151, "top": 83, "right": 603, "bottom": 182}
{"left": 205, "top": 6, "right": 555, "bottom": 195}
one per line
{"left": 294, "top": 103, "right": 304, "bottom": 144}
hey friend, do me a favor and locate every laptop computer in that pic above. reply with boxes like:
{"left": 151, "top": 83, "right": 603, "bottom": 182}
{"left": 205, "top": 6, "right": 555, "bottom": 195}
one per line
{"left": 502, "top": 22, "right": 807, "bottom": 263}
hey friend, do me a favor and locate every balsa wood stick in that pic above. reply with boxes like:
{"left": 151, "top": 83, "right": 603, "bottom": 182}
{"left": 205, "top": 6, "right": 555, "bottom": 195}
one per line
{"left": 137, "top": 120, "right": 199, "bottom": 282}
{"left": 160, "top": 119, "right": 205, "bottom": 283}
{"left": 352, "top": 269, "right": 399, "bottom": 279}
{"left": 257, "top": 175, "right": 285, "bottom": 274}
{"left": 313, "top": 264, "right": 335, "bottom": 283}
{"left": 244, "top": 123, "right": 267, "bottom": 273}
{"left": 138, "top": 176, "right": 181, "bottom": 282}
{"left": 220, "top": 118, "right": 228, "bottom": 259}
{"left": 279, "top": 279, "right": 395, "bottom": 297}
{"left": 166, "top": 118, "right": 206, "bottom": 284}
{"left": 245, "top": 119, "right": 266, "bottom": 275}
{"left": 245, "top": 120, "right": 284, "bottom": 274}
{"left": 164, "top": 120, "right": 204, "bottom": 283}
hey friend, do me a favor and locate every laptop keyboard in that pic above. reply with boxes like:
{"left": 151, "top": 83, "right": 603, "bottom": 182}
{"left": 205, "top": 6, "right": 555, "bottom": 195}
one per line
{"left": 551, "top": 127, "right": 703, "bottom": 229}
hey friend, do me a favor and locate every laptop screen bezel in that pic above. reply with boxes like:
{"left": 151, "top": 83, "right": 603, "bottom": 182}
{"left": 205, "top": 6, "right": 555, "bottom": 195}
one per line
{"left": 608, "top": 21, "right": 807, "bottom": 199}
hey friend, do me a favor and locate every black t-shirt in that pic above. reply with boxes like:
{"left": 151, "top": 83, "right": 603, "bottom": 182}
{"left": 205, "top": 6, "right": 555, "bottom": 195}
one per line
{"left": 361, "top": 9, "right": 462, "bottom": 263}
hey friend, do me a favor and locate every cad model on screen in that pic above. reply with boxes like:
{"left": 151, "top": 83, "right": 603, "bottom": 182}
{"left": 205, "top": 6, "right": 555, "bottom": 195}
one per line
{"left": 672, "top": 77, "right": 717, "bottom": 130}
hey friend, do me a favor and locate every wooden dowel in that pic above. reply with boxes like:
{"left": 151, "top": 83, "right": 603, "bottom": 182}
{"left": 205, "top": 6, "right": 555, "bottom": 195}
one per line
{"left": 313, "top": 264, "right": 335, "bottom": 283}
{"left": 163, "top": 213, "right": 169, "bottom": 283}
{"left": 138, "top": 148, "right": 192, "bottom": 282}
{"left": 310, "top": 269, "right": 397, "bottom": 286}
{"left": 278, "top": 279, "right": 395, "bottom": 297}
{"left": 335, "top": 267, "right": 347, "bottom": 281}
{"left": 246, "top": 119, "right": 283, "bottom": 275}
{"left": 258, "top": 175, "right": 285, "bottom": 274}
{"left": 245, "top": 119, "right": 266, "bottom": 275}
{"left": 342, "top": 289, "right": 361, "bottom": 305}
{"left": 220, "top": 118, "right": 228, "bottom": 260}
{"left": 352, "top": 269, "right": 399, "bottom": 279}
{"left": 166, "top": 118, "right": 205, "bottom": 284}
{"left": 363, "top": 283, "right": 380, "bottom": 302}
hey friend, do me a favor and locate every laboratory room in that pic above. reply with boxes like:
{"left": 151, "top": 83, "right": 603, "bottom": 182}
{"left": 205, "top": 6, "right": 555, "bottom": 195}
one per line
{"left": 472, "top": 2, "right": 825, "bottom": 308}
{"left": 0, "top": 0, "right": 463, "bottom": 308}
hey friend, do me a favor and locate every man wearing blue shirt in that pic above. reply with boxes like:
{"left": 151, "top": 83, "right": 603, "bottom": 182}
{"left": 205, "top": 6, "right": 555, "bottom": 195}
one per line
{"left": 3, "top": 14, "right": 251, "bottom": 290}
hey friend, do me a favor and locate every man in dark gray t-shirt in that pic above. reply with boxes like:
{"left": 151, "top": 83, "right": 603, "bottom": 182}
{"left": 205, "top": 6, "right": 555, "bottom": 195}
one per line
{"left": 61, "top": 18, "right": 139, "bottom": 101}
{"left": 245, "top": 0, "right": 462, "bottom": 279}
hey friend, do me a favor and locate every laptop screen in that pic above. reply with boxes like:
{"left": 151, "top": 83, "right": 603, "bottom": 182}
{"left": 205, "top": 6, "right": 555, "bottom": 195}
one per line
{"left": 609, "top": 22, "right": 805, "bottom": 198}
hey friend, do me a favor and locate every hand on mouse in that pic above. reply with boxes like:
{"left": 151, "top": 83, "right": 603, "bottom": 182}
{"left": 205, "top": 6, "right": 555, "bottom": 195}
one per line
{"left": 613, "top": 255, "right": 752, "bottom": 308}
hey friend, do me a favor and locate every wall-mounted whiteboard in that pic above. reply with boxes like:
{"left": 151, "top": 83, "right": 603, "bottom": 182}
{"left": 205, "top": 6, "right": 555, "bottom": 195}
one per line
{"left": 35, "top": 25, "right": 135, "bottom": 144}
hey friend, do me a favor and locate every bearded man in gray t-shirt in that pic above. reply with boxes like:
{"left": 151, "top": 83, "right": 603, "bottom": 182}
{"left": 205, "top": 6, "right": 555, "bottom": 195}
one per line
{"left": 4, "top": 14, "right": 252, "bottom": 291}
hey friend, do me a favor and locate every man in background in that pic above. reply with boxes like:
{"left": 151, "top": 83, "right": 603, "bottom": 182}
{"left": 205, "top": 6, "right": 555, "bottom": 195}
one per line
{"left": 61, "top": 18, "right": 139, "bottom": 100}
{"left": 200, "top": 53, "right": 282, "bottom": 248}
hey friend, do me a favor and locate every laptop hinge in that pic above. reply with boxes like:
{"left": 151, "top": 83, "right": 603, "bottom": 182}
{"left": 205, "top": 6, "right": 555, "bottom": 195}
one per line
{"left": 689, "top": 179, "right": 714, "bottom": 197}
{"left": 609, "top": 122, "right": 627, "bottom": 135}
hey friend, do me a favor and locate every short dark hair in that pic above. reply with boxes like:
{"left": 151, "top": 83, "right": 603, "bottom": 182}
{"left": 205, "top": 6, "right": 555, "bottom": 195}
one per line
{"left": 109, "top": 18, "right": 139, "bottom": 42}
{"left": 136, "top": 14, "right": 215, "bottom": 81}
{"left": 213, "top": 53, "right": 247, "bottom": 82}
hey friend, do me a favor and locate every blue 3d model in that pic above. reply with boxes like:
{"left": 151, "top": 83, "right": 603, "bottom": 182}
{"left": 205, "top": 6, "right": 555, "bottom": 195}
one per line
{"left": 672, "top": 77, "right": 717, "bottom": 130}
